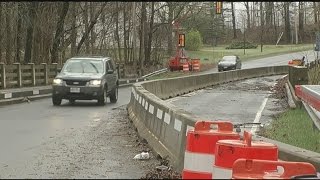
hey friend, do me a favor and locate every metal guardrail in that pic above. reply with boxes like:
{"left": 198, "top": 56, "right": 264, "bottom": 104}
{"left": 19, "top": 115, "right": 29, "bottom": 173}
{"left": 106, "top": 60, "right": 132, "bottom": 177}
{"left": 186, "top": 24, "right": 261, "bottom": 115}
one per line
{"left": 141, "top": 68, "right": 168, "bottom": 79}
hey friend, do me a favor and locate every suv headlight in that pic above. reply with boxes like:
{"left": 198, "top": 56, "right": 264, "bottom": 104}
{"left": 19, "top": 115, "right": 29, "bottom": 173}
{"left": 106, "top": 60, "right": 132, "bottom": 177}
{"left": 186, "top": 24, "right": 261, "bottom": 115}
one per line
{"left": 89, "top": 80, "right": 101, "bottom": 86}
{"left": 53, "top": 78, "right": 63, "bottom": 85}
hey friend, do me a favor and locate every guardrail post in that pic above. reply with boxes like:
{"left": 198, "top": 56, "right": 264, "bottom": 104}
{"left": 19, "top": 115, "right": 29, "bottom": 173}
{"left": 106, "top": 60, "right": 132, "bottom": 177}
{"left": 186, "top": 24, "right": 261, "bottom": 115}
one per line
{"left": 13, "top": 63, "right": 22, "bottom": 87}
{"left": 0, "top": 63, "right": 6, "bottom": 89}
{"left": 41, "top": 63, "right": 48, "bottom": 85}
{"left": 52, "top": 63, "right": 58, "bottom": 76}
{"left": 28, "top": 63, "right": 36, "bottom": 86}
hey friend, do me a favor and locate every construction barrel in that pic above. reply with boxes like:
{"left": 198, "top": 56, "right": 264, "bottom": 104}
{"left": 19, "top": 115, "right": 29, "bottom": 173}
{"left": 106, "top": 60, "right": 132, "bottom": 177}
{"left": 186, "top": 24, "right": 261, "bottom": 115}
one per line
{"left": 232, "top": 159, "right": 317, "bottom": 179}
{"left": 182, "top": 120, "right": 240, "bottom": 179}
{"left": 212, "top": 131, "right": 278, "bottom": 179}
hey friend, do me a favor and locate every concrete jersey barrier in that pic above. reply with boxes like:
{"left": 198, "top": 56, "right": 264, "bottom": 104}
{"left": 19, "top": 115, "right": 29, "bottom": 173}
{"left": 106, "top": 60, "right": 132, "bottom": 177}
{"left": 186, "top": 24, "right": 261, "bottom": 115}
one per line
{"left": 127, "top": 65, "right": 320, "bottom": 172}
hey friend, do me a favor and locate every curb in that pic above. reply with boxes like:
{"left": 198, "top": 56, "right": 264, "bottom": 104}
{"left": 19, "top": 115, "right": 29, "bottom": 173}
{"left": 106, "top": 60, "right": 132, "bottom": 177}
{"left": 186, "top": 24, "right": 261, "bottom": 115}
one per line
{"left": 285, "top": 83, "right": 296, "bottom": 108}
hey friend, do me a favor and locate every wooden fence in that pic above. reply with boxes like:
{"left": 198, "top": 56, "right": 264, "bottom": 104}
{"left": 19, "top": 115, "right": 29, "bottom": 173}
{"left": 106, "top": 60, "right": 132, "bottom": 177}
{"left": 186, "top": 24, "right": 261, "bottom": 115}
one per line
{"left": 0, "top": 63, "right": 125, "bottom": 89}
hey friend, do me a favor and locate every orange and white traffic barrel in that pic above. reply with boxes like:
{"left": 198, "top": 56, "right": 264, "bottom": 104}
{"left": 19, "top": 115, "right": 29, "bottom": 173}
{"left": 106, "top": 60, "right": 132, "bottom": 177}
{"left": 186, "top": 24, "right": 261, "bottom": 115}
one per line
{"left": 232, "top": 159, "right": 317, "bottom": 179}
{"left": 213, "top": 131, "right": 278, "bottom": 179}
{"left": 182, "top": 120, "right": 240, "bottom": 179}
{"left": 183, "top": 62, "right": 189, "bottom": 72}
{"left": 192, "top": 59, "right": 200, "bottom": 71}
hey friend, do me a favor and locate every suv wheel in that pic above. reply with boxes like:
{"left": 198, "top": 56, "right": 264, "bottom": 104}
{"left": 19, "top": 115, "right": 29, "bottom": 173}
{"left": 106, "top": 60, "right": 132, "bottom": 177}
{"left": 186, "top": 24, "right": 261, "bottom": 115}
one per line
{"left": 110, "top": 86, "right": 118, "bottom": 103}
{"left": 97, "top": 88, "right": 107, "bottom": 105}
{"left": 52, "top": 95, "right": 62, "bottom": 106}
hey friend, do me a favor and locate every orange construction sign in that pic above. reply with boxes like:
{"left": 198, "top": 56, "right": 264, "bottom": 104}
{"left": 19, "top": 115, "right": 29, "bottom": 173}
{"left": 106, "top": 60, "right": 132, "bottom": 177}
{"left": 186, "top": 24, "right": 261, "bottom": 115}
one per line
{"left": 178, "top": 34, "right": 185, "bottom": 47}
{"left": 216, "top": 1, "right": 222, "bottom": 14}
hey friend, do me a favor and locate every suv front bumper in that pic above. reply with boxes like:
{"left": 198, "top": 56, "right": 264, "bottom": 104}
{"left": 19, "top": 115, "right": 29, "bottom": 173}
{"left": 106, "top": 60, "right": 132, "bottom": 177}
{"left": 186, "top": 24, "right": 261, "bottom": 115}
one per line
{"left": 52, "top": 85, "right": 104, "bottom": 100}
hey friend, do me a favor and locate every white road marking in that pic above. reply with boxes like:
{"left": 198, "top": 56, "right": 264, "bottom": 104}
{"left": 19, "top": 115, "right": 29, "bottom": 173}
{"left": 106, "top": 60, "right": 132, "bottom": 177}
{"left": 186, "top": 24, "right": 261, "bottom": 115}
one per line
{"left": 251, "top": 97, "right": 268, "bottom": 134}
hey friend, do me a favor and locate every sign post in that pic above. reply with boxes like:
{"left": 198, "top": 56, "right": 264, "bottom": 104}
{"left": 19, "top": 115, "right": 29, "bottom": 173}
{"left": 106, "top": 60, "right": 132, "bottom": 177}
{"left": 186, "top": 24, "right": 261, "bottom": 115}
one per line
{"left": 315, "top": 32, "right": 320, "bottom": 59}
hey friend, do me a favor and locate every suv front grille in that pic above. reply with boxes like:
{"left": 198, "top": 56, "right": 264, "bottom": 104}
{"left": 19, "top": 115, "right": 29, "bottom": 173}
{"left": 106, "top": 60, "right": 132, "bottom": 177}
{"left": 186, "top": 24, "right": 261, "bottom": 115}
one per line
{"left": 65, "top": 80, "right": 88, "bottom": 86}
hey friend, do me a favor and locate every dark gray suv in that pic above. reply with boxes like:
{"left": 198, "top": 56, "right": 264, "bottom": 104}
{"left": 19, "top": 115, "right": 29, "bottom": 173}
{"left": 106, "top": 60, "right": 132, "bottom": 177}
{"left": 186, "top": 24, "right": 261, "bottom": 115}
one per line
{"left": 52, "top": 56, "right": 118, "bottom": 106}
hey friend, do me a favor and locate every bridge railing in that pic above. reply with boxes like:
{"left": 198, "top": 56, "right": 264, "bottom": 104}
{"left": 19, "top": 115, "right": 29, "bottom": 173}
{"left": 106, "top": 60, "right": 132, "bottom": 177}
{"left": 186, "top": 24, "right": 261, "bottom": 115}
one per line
{"left": 0, "top": 63, "right": 126, "bottom": 89}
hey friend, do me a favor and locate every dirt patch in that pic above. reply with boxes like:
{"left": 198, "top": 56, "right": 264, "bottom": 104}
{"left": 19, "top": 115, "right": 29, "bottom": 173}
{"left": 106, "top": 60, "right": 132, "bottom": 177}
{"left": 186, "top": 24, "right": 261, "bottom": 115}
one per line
{"left": 268, "top": 76, "right": 289, "bottom": 108}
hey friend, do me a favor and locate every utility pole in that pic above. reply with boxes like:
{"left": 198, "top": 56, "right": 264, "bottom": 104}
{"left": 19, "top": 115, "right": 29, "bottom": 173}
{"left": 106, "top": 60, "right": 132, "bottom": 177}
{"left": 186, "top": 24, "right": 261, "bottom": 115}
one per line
{"left": 243, "top": 16, "right": 246, "bottom": 55}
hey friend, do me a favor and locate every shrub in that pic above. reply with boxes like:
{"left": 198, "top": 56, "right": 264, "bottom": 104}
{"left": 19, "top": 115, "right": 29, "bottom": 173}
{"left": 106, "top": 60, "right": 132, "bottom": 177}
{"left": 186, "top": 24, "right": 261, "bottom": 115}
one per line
{"left": 226, "top": 41, "right": 258, "bottom": 49}
{"left": 185, "top": 30, "right": 203, "bottom": 51}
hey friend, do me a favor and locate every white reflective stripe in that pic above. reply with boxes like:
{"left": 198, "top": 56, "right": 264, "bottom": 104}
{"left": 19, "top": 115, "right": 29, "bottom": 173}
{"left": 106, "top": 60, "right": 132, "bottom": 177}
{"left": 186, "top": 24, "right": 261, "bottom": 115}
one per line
{"left": 145, "top": 101, "right": 149, "bottom": 110}
{"left": 174, "top": 118, "right": 182, "bottom": 131}
{"left": 149, "top": 104, "right": 154, "bottom": 114}
{"left": 4, "top": 93, "right": 12, "bottom": 99}
{"left": 164, "top": 113, "right": 170, "bottom": 124}
{"left": 186, "top": 125, "right": 194, "bottom": 136}
{"left": 33, "top": 90, "right": 39, "bottom": 95}
{"left": 136, "top": 94, "right": 139, "bottom": 100}
{"left": 139, "top": 96, "right": 142, "bottom": 104}
{"left": 184, "top": 151, "right": 214, "bottom": 173}
{"left": 142, "top": 98, "right": 145, "bottom": 105}
{"left": 212, "top": 165, "right": 232, "bottom": 179}
{"left": 157, "top": 109, "right": 163, "bottom": 119}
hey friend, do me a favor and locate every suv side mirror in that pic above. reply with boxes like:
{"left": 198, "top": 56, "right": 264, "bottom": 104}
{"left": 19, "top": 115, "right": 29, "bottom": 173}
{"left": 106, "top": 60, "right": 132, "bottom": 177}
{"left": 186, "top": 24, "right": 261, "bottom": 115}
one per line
{"left": 107, "top": 69, "right": 114, "bottom": 74}
{"left": 57, "top": 68, "right": 62, "bottom": 73}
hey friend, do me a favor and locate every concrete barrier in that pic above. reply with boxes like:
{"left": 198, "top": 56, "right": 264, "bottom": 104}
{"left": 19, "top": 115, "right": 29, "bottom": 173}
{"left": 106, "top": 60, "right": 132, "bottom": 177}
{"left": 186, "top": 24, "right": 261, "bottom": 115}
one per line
{"left": 126, "top": 66, "right": 320, "bottom": 172}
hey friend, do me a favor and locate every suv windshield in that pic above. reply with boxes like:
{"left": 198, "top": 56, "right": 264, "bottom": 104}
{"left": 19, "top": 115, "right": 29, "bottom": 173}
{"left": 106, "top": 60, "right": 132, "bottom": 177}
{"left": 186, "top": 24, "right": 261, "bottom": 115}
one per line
{"left": 222, "top": 56, "right": 236, "bottom": 62}
{"left": 62, "top": 59, "right": 104, "bottom": 74}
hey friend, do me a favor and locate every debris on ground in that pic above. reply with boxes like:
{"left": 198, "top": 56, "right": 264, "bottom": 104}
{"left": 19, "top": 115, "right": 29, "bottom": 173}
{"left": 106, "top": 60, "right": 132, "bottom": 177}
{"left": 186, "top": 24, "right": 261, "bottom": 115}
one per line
{"left": 133, "top": 152, "right": 150, "bottom": 160}
{"left": 270, "top": 76, "right": 288, "bottom": 99}
{"left": 140, "top": 156, "right": 182, "bottom": 179}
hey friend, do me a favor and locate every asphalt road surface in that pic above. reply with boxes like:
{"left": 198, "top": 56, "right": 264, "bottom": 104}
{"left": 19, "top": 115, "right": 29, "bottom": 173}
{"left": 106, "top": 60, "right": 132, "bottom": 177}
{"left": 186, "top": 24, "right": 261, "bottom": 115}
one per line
{"left": 200, "top": 50, "right": 317, "bottom": 75}
{"left": 167, "top": 75, "right": 287, "bottom": 135}
{"left": 0, "top": 88, "right": 159, "bottom": 178}
{"left": 0, "top": 50, "right": 316, "bottom": 178}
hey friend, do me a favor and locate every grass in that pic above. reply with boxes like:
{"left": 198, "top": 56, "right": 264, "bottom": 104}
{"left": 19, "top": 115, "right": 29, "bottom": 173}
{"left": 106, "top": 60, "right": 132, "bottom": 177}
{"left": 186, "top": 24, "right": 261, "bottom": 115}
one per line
{"left": 260, "top": 108, "right": 320, "bottom": 153}
{"left": 188, "top": 44, "right": 314, "bottom": 65}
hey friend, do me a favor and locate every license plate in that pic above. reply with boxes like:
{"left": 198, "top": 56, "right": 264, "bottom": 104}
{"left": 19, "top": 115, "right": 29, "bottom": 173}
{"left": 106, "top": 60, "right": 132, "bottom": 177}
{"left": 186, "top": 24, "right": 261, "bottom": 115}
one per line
{"left": 70, "top": 87, "right": 80, "bottom": 93}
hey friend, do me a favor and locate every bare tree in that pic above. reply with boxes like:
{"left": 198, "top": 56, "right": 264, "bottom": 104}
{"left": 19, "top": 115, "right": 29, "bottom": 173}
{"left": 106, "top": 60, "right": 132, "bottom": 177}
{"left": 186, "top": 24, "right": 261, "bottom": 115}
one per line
{"left": 90, "top": 2, "right": 96, "bottom": 54}
{"left": 51, "top": 2, "right": 69, "bottom": 63}
{"left": 284, "top": 2, "right": 291, "bottom": 43}
{"left": 145, "top": 2, "right": 155, "bottom": 65}
{"left": 298, "top": 2, "right": 304, "bottom": 43}
{"left": 0, "top": 3, "right": 3, "bottom": 63}
{"left": 167, "top": 2, "right": 174, "bottom": 56}
{"left": 6, "top": 3, "right": 12, "bottom": 64}
{"left": 114, "top": 2, "right": 121, "bottom": 62}
{"left": 24, "top": 2, "right": 38, "bottom": 64}
{"left": 231, "top": 2, "right": 236, "bottom": 39}
{"left": 70, "top": 2, "right": 77, "bottom": 57}
{"left": 76, "top": 3, "right": 107, "bottom": 54}
{"left": 244, "top": 2, "right": 250, "bottom": 29}
{"left": 314, "top": 2, "right": 318, "bottom": 23}
{"left": 139, "top": 2, "right": 147, "bottom": 75}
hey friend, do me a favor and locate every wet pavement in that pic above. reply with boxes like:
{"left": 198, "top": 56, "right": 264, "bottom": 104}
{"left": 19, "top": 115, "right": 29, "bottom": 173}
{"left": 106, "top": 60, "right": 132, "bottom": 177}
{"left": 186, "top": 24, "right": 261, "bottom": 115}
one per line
{"left": 167, "top": 75, "right": 288, "bottom": 134}
{"left": 0, "top": 105, "right": 160, "bottom": 178}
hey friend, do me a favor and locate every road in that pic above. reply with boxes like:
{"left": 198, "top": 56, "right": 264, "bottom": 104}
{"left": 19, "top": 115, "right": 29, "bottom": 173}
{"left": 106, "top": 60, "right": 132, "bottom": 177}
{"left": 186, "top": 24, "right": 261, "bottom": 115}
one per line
{"left": 0, "top": 88, "right": 159, "bottom": 178}
{"left": 200, "top": 50, "right": 316, "bottom": 75}
{"left": 168, "top": 50, "right": 317, "bottom": 134}
{"left": 0, "top": 50, "right": 316, "bottom": 178}
{"left": 167, "top": 75, "right": 286, "bottom": 135}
